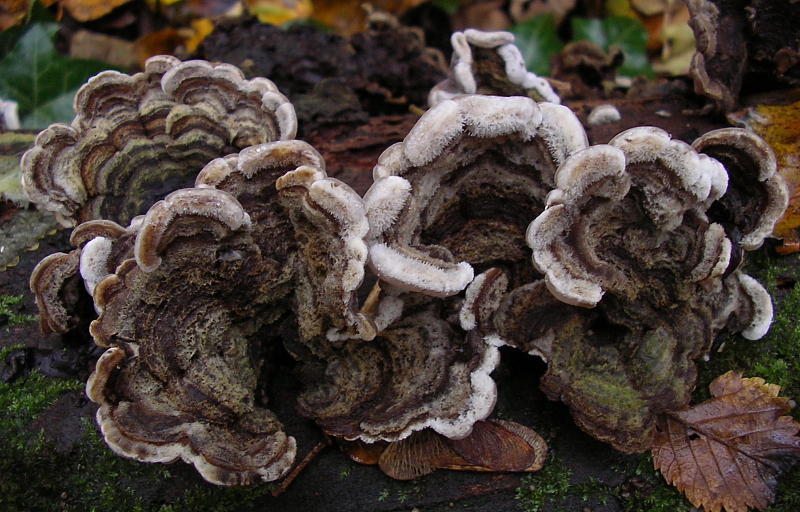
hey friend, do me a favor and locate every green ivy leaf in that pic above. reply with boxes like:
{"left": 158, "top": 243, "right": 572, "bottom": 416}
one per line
{"left": 0, "top": 23, "right": 114, "bottom": 128}
{"left": 430, "top": 0, "right": 462, "bottom": 16}
{"left": 508, "top": 14, "right": 564, "bottom": 77}
{"left": 0, "top": 0, "right": 56, "bottom": 60}
{"left": 20, "top": 89, "right": 79, "bottom": 130}
{"left": 572, "top": 16, "right": 654, "bottom": 78}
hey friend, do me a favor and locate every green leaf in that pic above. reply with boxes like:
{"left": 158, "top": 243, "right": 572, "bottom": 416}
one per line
{"left": 430, "top": 0, "right": 462, "bottom": 15}
{"left": 20, "top": 89, "right": 78, "bottom": 128}
{"left": 0, "top": 22, "right": 115, "bottom": 127}
{"left": 571, "top": 16, "right": 654, "bottom": 78}
{"left": 508, "top": 14, "right": 564, "bottom": 77}
{"left": 572, "top": 18, "right": 607, "bottom": 49}
{"left": 0, "top": 0, "right": 56, "bottom": 60}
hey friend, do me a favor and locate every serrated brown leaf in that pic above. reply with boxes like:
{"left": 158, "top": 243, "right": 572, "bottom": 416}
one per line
{"left": 653, "top": 371, "right": 800, "bottom": 512}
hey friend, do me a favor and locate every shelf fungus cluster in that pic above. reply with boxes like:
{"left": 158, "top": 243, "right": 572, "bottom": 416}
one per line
{"left": 428, "top": 29, "right": 560, "bottom": 107}
{"left": 23, "top": 35, "right": 788, "bottom": 486}
{"left": 21, "top": 55, "right": 296, "bottom": 228}
{"left": 33, "top": 139, "right": 378, "bottom": 485}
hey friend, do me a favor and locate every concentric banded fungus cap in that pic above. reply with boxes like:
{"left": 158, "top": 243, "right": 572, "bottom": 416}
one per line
{"left": 692, "top": 127, "right": 789, "bottom": 252}
{"left": 516, "top": 126, "right": 783, "bottom": 451}
{"left": 295, "top": 297, "right": 502, "bottom": 443}
{"left": 85, "top": 187, "right": 297, "bottom": 485}
{"left": 82, "top": 140, "right": 376, "bottom": 485}
{"left": 21, "top": 55, "right": 297, "bottom": 227}
{"left": 196, "top": 140, "right": 373, "bottom": 346}
{"left": 429, "top": 29, "right": 560, "bottom": 107}
{"left": 528, "top": 126, "right": 734, "bottom": 309}
{"left": 293, "top": 95, "right": 586, "bottom": 445}
{"left": 365, "top": 94, "right": 587, "bottom": 298}
{"left": 29, "top": 220, "right": 133, "bottom": 335}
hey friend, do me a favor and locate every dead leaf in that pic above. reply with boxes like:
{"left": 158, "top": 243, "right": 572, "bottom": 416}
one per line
{"left": 0, "top": 0, "right": 29, "bottom": 31}
{"left": 340, "top": 420, "right": 547, "bottom": 480}
{"left": 60, "top": 0, "right": 134, "bottom": 22}
{"left": 448, "top": 420, "right": 547, "bottom": 472}
{"left": 653, "top": 371, "right": 800, "bottom": 512}
{"left": 509, "top": 0, "right": 576, "bottom": 26}
{"left": 729, "top": 92, "right": 800, "bottom": 254}
{"left": 69, "top": 30, "right": 138, "bottom": 70}
{"left": 452, "top": 0, "right": 511, "bottom": 32}
{"left": 185, "top": 18, "right": 215, "bottom": 53}
{"left": 134, "top": 27, "right": 186, "bottom": 67}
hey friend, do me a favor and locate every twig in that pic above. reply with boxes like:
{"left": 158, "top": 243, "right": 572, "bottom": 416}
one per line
{"left": 271, "top": 438, "right": 332, "bottom": 497}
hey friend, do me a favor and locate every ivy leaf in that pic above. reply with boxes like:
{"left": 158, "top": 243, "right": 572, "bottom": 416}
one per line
{"left": 653, "top": 371, "right": 800, "bottom": 512}
{"left": 508, "top": 14, "right": 564, "bottom": 76}
{"left": 20, "top": 90, "right": 79, "bottom": 130}
{"left": 0, "top": 23, "right": 113, "bottom": 127}
{"left": 572, "top": 16, "right": 653, "bottom": 78}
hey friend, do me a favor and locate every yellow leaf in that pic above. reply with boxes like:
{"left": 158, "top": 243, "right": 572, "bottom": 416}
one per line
{"left": 730, "top": 92, "right": 800, "bottom": 253}
{"left": 185, "top": 17, "right": 215, "bottom": 53}
{"left": 245, "top": 0, "right": 313, "bottom": 26}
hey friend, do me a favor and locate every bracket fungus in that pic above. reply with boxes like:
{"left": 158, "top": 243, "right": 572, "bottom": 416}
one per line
{"left": 21, "top": 55, "right": 296, "bottom": 228}
{"left": 290, "top": 93, "right": 588, "bottom": 447}
{"left": 31, "top": 139, "right": 378, "bottom": 485}
{"left": 21, "top": 37, "right": 792, "bottom": 488}
{"left": 366, "top": 93, "right": 587, "bottom": 299}
{"left": 429, "top": 29, "right": 560, "bottom": 107}
{"left": 511, "top": 126, "right": 787, "bottom": 452}
{"left": 687, "top": 0, "right": 800, "bottom": 111}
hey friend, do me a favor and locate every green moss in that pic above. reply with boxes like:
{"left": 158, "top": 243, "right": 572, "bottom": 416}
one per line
{"left": 615, "top": 455, "right": 691, "bottom": 512}
{"left": 0, "top": 295, "right": 37, "bottom": 328}
{"left": 162, "top": 481, "right": 278, "bottom": 512}
{"left": 0, "top": 347, "right": 82, "bottom": 444}
{"left": 515, "top": 455, "right": 572, "bottom": 512}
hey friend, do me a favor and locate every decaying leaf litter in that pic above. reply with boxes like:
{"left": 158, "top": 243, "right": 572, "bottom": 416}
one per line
{"left": 2, "top": 1, "right": 800, "bottom": 511}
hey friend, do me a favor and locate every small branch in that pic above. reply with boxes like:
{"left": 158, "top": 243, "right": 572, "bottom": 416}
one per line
{"left": 271, "top": 438, "right": 332, "bottom": 497}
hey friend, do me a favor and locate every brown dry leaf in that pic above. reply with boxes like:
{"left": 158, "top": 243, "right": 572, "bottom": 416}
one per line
{"left": 60, "top": 0, "right": 134, "bottom": 22}
{"left": 69, "top": 30, "right": 138, "bottom": 69}
{"left": 730, "top": 93, "right": 800, "bottom": 254}
{"left": 134, "top": 27, "right": 186, "bottom": 67}
{"left": 0, "top": 0, "right": 29, "bottom": 31}
{"left": 341, "top": 420, "right": 547, "bottom": 480}
{"left": 309, "top": 0, "right": 414, "bottom": 37}
{"left": 452, "top": 0, "right": 511, "bottom": 32}
{"left": 653, "top": 371, "right": 800, "bottom": 512}
{"left": 509, "top": 0, "right": 576, "bottom": 26}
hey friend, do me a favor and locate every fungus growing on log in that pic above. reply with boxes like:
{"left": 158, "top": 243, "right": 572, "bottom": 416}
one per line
{"left": 509, "top": 126, "right": 788, "bottom": 452}
{"left": 33, "top": 140, "right": 374, "bottom": 485}
{"left": 21, "top": 55, "right": 296, "bottom": 227}
{"left": 366, "top": 94, "right": 586, "bottom": 298}
{"left": 429, "top": 29, "right": 560, "bottom": 107}
{"left": 686, "top": 0, "right": 800, "bottom": 111}
{"left": 84, "top": 187, "right": 298, "bottom": 486}
{"left": 291, "top": 94, "right": 588, "bottom": 447}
